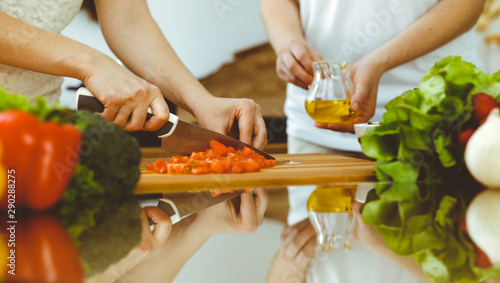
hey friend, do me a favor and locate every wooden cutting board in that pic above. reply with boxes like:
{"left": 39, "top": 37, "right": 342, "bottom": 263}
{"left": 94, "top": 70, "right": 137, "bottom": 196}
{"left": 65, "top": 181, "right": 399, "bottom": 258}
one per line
{"left": 134, "top": 151, "right": 376, "bottom": 194}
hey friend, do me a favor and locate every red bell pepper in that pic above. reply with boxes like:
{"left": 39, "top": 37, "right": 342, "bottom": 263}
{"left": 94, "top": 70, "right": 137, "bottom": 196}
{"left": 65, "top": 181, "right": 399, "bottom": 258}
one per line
{"left": 0, "top": 111, "right": 81, "bottom": 210}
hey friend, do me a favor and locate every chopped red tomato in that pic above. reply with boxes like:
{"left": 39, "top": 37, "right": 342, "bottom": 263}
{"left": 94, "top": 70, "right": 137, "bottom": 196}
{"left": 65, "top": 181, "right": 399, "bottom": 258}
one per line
{"left": 210, "top": 140, "right": 229, "bottom": 156}
{"left": 240, "top": 159, "right": 261, "bottom": 173}
{"left": 144, "top": 140, "right": 276, "bottom": 175}
{"left": 144, "top": 164, "right": 156, "bottom": 171}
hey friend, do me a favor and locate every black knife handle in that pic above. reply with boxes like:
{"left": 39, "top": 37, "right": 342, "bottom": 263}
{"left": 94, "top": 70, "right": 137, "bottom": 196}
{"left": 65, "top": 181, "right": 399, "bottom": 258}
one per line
{"left": 75, "top": 87, "right": 178, "bottom": 138}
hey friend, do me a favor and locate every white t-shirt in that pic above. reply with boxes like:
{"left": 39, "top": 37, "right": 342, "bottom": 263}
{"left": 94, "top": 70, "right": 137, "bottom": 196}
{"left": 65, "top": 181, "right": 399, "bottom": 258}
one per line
{"left": 285, "top": 0, "right": 483, "bottom": 152}
{"left": 286, "top": 1, "right": 482, "bottom": 282}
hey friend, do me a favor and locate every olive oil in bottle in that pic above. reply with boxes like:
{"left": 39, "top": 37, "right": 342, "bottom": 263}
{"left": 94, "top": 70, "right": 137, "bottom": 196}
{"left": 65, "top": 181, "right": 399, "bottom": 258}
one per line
{"left": 305, "top": 99, "right": 356, "bottom": 123}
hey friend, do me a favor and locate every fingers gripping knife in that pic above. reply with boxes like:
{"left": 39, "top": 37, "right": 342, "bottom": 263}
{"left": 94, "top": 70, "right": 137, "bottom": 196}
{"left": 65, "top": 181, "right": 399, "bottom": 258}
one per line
{"left": 75, "top": 87, "right": 249, "bottom": 225}
{"left": 140, "top": 190, "right": 243, "bottom": 226}
{"left": 75, "top": 87, "right": 274, "bottom": 159}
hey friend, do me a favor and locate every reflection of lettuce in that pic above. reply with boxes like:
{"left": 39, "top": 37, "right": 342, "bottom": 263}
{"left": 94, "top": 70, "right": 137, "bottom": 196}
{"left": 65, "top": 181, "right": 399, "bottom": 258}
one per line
{"left": 360, "top": 56, "right": 500, "bottom": 183}
{"left": 362, "top": 182, "right": 500, "bottom": 283}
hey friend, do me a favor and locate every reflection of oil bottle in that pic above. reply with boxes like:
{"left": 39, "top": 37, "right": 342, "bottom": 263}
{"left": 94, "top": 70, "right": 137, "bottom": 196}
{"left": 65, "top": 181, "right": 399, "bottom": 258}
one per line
{"left": 305, "top": 61, "right": 358, "bottom": 124}
{"left": 307, "top": 185, "right": 357, "bottom": 252}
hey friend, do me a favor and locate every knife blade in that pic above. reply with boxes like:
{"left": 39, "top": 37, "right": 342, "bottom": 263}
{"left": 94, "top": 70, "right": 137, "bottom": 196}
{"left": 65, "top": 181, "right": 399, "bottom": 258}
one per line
{"left": 142, "top": 190, "right": 243, "bottom": 225}
{"left": 75, "top": 87, "right": 274, "bottom": 159}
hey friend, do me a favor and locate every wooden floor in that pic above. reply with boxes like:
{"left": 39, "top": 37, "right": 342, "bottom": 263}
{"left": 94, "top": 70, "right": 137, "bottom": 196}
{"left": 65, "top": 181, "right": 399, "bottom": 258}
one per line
{"left": 177, "top": 43, "right": 287, "bottom": 123}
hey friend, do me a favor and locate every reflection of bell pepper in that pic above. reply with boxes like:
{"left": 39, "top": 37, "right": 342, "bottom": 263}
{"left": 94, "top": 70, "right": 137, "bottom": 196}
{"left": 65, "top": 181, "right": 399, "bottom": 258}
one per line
{"left": 0, "top": 142, "right": 5, "bottom": 198}
{"left": 2, "top": 214, "right": 84, "bottom": 282}
{"left": 0, "top": 111, "right": 81, "bottom": 210}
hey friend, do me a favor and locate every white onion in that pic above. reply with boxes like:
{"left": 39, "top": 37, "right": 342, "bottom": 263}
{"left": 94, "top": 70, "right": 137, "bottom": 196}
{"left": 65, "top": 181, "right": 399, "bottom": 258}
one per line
{"left": 465, "top": 108, "right": 500, "bottom": 189}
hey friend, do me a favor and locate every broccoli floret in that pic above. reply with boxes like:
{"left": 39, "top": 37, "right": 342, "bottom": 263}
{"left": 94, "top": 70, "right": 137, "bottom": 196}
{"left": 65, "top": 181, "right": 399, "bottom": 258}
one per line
{"left": 70, "top": 110, "right": 141, "bottom": 194}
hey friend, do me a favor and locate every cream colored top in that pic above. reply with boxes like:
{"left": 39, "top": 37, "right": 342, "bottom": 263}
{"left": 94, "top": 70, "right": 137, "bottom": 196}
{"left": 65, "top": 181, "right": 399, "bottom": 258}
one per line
{"left": 0, "top": 0, "right": 83, "bottom": 104}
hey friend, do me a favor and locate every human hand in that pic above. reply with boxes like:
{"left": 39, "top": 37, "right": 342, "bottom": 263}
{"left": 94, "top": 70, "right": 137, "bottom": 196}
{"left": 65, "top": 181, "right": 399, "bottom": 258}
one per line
{"left": 195, "top": 97, "right": 268, "bottom": 150}
{"left": 192, "top": 189, "right": 268, "bottom": 237}
{"left": 276, "top": 39, "right": 322, "bottom": 89}
{"left": 315, "top": 55, "right": 383, "bottom": 134}
{"left": 84, "top": 61, "right": 170, "bottom": 132}
{"left": 352, "top": 202, "right": 387, "bottom": 254}
{"left": 279, "top": 218, "right": 318, "bottom": 269}
{"left": 138, "top": 206, "right": 173, "bottom": 255}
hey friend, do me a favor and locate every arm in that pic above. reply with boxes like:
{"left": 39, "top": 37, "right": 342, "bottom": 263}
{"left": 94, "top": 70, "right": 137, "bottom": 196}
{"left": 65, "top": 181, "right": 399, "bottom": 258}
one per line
{"left": 261, "top": 0, "right": 322, "bottom": 89}
{"left": 118, "top": 189, "right": 268, "bottom": 283}
{"left": 0, "top": 11, "right": 169, "bottom": 132}
{"left": 317, "top": 0, "right": 486, "bottom": 133}
{"left": 95, "top": 0, "right": 267, "bottom": 148}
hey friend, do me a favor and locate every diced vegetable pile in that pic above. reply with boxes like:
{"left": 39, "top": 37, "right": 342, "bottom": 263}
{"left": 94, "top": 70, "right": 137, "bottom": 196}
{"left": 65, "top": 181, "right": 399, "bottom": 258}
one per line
{"left": 145, "top": 140, "right": 277, "bottom": 174}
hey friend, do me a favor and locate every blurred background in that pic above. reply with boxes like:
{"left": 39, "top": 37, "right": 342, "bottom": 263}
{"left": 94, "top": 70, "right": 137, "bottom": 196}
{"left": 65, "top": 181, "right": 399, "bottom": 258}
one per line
{"left": 57, "top": 0, "right": 500, "bottom": 282}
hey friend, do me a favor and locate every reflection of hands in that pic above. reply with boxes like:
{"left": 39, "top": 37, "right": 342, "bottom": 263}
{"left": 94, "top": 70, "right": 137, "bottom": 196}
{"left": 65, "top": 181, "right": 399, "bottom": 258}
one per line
{"left": 138, "top": 206, "right": 173, "bottom": 255}
{"left": 352, "top": 202, "right": 386, "bottom": 254}
{"left": 84, "top": 62, "right": 170, "bottom": 132}
{"left": 193, "top": 189, "right": 268, "bottom": 236}
{"left": 279, "top": 218, "right": 317, "bottom": 268}
{"left": 276, "top": 39, "right": 322, "bottom": 89}
{"left": 315, "top": 55, "right": 382, "bottom": 134}
{"left": 86, "top": 207, "right": 172, "bottom": 283}
{"left": 195, "top": 98, "right": 268, "bottom": 150}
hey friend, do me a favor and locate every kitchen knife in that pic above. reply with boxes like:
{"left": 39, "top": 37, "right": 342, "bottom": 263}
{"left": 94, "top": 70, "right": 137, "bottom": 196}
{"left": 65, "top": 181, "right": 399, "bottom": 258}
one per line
{"left": 143, "top": 190, "right": 243, "bottom": 225}
{"left": 75, "top": 87, "right": 274, "bottom": 159}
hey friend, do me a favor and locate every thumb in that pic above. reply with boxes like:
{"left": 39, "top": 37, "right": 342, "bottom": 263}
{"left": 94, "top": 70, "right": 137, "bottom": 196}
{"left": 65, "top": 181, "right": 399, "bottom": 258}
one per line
{"left": 143, "top": 206, "right": 172, "bottom": 244}
{"left": 352, "top": 201, "right": 363, "bottom": 223}
{"left": 350, "top": 81, "right": 370, "bottom": 112}
{"left": 144, "top": 96, "right": 170, "bottom": 132}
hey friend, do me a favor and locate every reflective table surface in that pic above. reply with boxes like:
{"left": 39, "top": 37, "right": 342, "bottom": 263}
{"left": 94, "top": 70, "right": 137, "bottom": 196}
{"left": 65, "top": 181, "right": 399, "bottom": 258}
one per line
{"left": 2, "top": 175, "right": 499, "bottom": 282}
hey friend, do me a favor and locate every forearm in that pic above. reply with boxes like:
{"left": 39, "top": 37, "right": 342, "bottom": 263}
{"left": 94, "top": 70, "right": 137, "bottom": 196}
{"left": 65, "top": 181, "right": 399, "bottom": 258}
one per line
{"left": 117, "top": 217, "right": 210, "bottom": 283}
{"left": 0, "top": 11, "right": 114, "bottom": 82}
{"left": 261, "top": 0, "right": 304, "bottom": 52}
{"left": 95, "top": 0, "right": 212, "bottom": 117}
{"left": 370, "top": 0, "right": 485, "bottom": 72}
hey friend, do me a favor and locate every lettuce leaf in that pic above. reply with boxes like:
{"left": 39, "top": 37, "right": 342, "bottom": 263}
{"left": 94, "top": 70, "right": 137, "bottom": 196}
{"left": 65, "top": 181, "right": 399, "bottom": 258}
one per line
{"left": 360, "top": 56, "right": 500, "bottom": 183}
